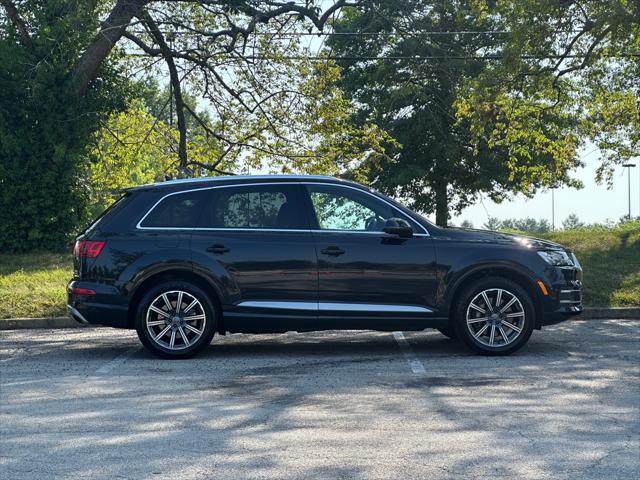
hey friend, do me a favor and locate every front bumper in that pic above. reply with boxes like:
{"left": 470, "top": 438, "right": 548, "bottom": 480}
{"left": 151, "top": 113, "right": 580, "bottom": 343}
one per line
{"left": 67, "top": 280, "right": 130, "bottom": 328}
{"left": 537, "top": 264, "right": 583, "bottom": 326}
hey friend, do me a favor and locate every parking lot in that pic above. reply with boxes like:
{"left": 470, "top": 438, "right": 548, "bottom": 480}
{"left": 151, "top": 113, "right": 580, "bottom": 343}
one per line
{"left": 1, "top": 320, "right": 639, "bottom": 479}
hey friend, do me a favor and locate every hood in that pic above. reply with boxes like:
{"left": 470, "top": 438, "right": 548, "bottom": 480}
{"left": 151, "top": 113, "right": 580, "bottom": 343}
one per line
{"left": 434, "top": 227, "right": 566, "bottom": 250}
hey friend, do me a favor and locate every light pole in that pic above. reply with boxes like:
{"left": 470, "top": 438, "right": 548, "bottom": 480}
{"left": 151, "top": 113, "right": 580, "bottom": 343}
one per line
{"left": 623, "top": 163, "right": 636, "bottom": 220}
{"left": 552, "top": 188, "right": 556, "bottom": 230}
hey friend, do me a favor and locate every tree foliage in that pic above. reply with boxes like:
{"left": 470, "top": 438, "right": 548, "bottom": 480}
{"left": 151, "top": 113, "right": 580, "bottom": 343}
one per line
{"left": 0, "top": 1, "right": 359, "bottom": 251}
{"left": 461, "top": 0, "right": 639, "bottom": 186}
{"left": 329, "top": 0, "right": 585, "bottom": 226}
{"left": 0, "top": 0, "right": 130, "bottom": 251}
{"left": 562, "top": 213, "right": 585, "bottom": 230}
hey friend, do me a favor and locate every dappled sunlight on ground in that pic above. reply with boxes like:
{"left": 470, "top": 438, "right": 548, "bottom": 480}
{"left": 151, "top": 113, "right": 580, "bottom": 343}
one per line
{"left": 1, "top": 320, "right": 638, "bottom": 479}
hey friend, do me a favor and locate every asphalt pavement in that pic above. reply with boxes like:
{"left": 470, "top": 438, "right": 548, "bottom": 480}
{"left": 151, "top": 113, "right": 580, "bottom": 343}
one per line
{"left": 1, "top": 320, "right": 639, "bottom": 479}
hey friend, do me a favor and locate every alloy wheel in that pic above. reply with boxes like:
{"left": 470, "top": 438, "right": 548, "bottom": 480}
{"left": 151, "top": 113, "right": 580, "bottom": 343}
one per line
{"left": 145, "top": 290, "right": 207, "bottom": 350}
{"left": 465, "top": 288, "right": 526, "bottom": 348}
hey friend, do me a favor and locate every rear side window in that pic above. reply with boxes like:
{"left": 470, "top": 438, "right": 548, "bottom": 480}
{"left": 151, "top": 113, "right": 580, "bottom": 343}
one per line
{"left": 199, "top": 184, "right": 308, "bottom": 229}
{"left": 82, "top": 193, "right": 131, "bottom": 234}
{"left": 140, "top": 190, "right": 207, "bottom": 228}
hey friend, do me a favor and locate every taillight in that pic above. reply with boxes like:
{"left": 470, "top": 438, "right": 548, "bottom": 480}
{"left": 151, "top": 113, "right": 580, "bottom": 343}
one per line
{"left": 68, "top": 286, "right": 96, "bottom": 296}
{"left": 73, "top": 240, "right": 105, "bottom": 258}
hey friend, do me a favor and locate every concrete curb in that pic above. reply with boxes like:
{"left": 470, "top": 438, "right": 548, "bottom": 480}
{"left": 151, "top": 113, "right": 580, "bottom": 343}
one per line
{"left": 0, "top": 317, "right": 98, "bottom": 330}
{"left": 1, "top": 307, "right": 639, "bottom": 330}
{"left": 575, "top": 307, "right": 640, "bottom": 320}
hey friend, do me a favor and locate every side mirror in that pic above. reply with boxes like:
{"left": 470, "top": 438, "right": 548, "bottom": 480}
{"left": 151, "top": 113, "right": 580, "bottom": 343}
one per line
{"left": 383, "top": 218, "right": 413, "bottom": 238}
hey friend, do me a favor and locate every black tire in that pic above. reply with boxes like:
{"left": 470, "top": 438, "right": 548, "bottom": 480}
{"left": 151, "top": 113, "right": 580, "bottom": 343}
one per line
{"left": 453, "top": 277, "right": 535, "bottom": 356}
{"left": 135, "top": 280, "right": 217, "bottom": 359}
{"left": 437, "top": 327, "right": 458, "bottom": 340}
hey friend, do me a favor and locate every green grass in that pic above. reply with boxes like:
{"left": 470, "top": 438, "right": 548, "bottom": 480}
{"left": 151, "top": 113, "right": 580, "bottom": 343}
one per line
{"left": 0, "top": 223, "right": 638, "bottom": 319}
{"left": 0, "top": 252, "right": 71, "bottom": 319}
{"left": 537, "top": 222, "right": 640, "bottom": 308}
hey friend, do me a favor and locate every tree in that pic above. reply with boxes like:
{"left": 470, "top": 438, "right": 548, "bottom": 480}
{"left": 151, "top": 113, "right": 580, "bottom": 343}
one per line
{"left": 0, "top": 0, "right": 359, "bottom": 251}
{"left": 328, "top": 0, "right": 583, "bottom": 227}
{"left": 482, "top": 217, "right": 503, "bottom": 231}
{"left": 501, "top": 218, "right": 551, "bottom": 233}
{"left": 460, "top": 1, "right": 639, "bottom": 186}
{"left": 84, "top": 99, "right": 200, "bottom": 219}
{"left": 562, "top": 214, "right": 585, "bottom": 230}
{"left": 460, "top": 219, "right": 474, "bottom": 229}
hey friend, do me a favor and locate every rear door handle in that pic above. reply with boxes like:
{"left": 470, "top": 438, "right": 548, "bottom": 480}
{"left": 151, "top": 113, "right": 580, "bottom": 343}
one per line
{"left": 321, "top": 246, "right": 345, "bottom": 256}
{"left": 207, "top": 244, "right": 230, "bottom": 254}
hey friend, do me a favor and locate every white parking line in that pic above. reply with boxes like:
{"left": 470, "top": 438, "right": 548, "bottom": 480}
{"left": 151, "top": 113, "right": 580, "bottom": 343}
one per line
{"left": 393, "top": 331, "right": 426, "bottom": 374}
{"left": 95, "top": 347, "right": 140, "bottom": 375}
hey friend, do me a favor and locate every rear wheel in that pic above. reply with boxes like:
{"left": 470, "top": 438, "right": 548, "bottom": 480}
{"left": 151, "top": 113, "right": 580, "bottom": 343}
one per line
{"left": 135, "top": 281, "right": 216, "bottom": 359}
{"left": 453, "top": 277, "right": 534, "bottom": 356}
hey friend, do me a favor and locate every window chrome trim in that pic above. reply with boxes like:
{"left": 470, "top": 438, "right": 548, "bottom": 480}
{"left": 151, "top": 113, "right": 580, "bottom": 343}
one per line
{"left": 135, "top": 181, "right": 429, "bottom": 235}
{"left": 236, "top": 300, "right": 432, "bottom": 313}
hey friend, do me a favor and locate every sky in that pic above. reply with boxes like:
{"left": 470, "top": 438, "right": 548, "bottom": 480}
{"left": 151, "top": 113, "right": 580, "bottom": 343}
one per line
{"left": 447, "top": 147, "right": 639, "bottom": 228}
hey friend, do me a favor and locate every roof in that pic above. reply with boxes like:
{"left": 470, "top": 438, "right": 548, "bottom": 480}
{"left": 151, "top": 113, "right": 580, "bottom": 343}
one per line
{"left": 124, "top": 174, "right": 352, "bottom": 192}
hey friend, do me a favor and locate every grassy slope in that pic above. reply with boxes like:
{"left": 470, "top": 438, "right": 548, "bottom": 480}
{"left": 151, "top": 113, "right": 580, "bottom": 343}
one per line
{"left": 0, "top": 223, "right": 638, "bottom": 319}
{"left": 538, "top": 222, "right": 640, "bottom": 307}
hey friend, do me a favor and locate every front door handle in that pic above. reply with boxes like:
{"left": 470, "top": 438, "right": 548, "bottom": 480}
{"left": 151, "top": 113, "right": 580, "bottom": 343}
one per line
{"left": 207, "top": 244, "right": 230, "bottom": 254}
{"left": 321, "top": 246, "right": 345, "bottom": 256}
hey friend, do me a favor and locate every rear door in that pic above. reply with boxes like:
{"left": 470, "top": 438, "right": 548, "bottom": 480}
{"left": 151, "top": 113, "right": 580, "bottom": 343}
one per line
{"left": 190, "top": 183, "right": 318, "bottom": 330}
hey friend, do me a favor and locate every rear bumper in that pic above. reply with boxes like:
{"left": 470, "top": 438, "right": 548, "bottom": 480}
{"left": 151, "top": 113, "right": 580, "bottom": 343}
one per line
{"left": 67, "top": 280, "right": 130, "bottom": 328}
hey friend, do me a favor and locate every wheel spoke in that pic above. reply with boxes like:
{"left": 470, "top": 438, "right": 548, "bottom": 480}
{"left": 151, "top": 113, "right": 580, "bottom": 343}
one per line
{"left": 149, "top": 305, "right": 170, "bottom": 318}
{"left": 499, "top": 325, "right": 509, "bottom": 343}
{"left": 176, "top": 291, "right": 184, "bottom": 314}
{"left": 154, "top": 325, "right": 171, "bottom": 341}
{"left": 184, "top": 324, "right": 202, "bottom": 336}
{"left": 147, "top": 319, "right": 166, "bottom": 327}
{"left": 469, "top": 302, "right": 486, "bottom": 314}
{"left": 183, "top": 299, "right": 199, "bottom": 314}
{"left": 505, "top": 312, "right": 524, "bottom": 318}
{"left": 481, "top": 291, "right": 493, "bottom": 312}
{"left": 467, "top": 316, "right": 488, "bottom": 324}
{"left": 495, "top": 289, "right": 503, "bottom": 309}
{"left": 473, "top": 323, "right": 489, "bottom": 339}
{"left": 185, "top": 314, "right": 205, "bottom": 321}
{"left": 502, "top": 320, "right": 522, "bottom": 333}
{"left": 178, "top": 326, "right": 190, "bottom": 347}
{"left": 161, "top": 293, "right": 172, "bottom": 311}
{"left": 489, "top": 325, "right": 496, "bottom": 345}
{"left": 499, "top": 296, "right": 517, "bottom": 313}
{"left": 169, "top": 330, "right": 176, "bottom": 348}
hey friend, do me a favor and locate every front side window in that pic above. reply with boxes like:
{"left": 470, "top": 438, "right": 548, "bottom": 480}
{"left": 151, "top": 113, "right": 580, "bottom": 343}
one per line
{"left": 199, "top": 184, "right": 308, "bottom": 230}
{"left": 140, "top": 190, "right": 207, "bottom": 228}
{"left": 307, "top": 184, "right": 397, "bottom": 232}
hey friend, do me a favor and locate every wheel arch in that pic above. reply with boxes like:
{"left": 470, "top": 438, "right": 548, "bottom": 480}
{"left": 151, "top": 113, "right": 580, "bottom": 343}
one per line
{"left": 127, "top": 268, "right": 225, "bottom": 333}
{"left": 446, "top": 264, "right": 544, "bottom": 328}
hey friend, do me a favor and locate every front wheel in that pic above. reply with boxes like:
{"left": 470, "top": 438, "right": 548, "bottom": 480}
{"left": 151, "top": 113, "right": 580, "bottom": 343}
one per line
{"left": 135, "top": 281, "right": 216, "bottom": 359}
{"left": 453, "top": 277, "right": 535, "bottom": 356}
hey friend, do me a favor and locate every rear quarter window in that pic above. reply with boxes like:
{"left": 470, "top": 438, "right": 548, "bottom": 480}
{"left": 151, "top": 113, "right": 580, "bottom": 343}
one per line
{"left": 140, "top": 190, "right": 208, "bottom": 228}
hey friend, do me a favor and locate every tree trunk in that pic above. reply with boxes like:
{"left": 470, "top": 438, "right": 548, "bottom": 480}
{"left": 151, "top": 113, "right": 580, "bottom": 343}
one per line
{"left": 71, "top": 0, "right": 144, "bottom": 99}
{"left": 142, "top": 13, "right": 188, "bottom": 168}
{"left": 435, "top": 181, "right": 449, "bottom": 227}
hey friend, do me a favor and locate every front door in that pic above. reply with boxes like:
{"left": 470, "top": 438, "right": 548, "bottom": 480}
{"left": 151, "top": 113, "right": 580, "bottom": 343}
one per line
{"left": 304, "top": 183, "right": 438, "bottom": 327}
{"left": 190, "top": 183, "right": 318, "bottom": 330}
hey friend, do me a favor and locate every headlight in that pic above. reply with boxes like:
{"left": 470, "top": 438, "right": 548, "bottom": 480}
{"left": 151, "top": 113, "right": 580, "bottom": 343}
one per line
{"left": 537, "top": 250, "right": 574, "bottom": 266}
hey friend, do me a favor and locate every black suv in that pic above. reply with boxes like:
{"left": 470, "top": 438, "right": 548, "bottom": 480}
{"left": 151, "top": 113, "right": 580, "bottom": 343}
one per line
{"left": 68, "top": 175, "right": 583, "bottom": 358}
